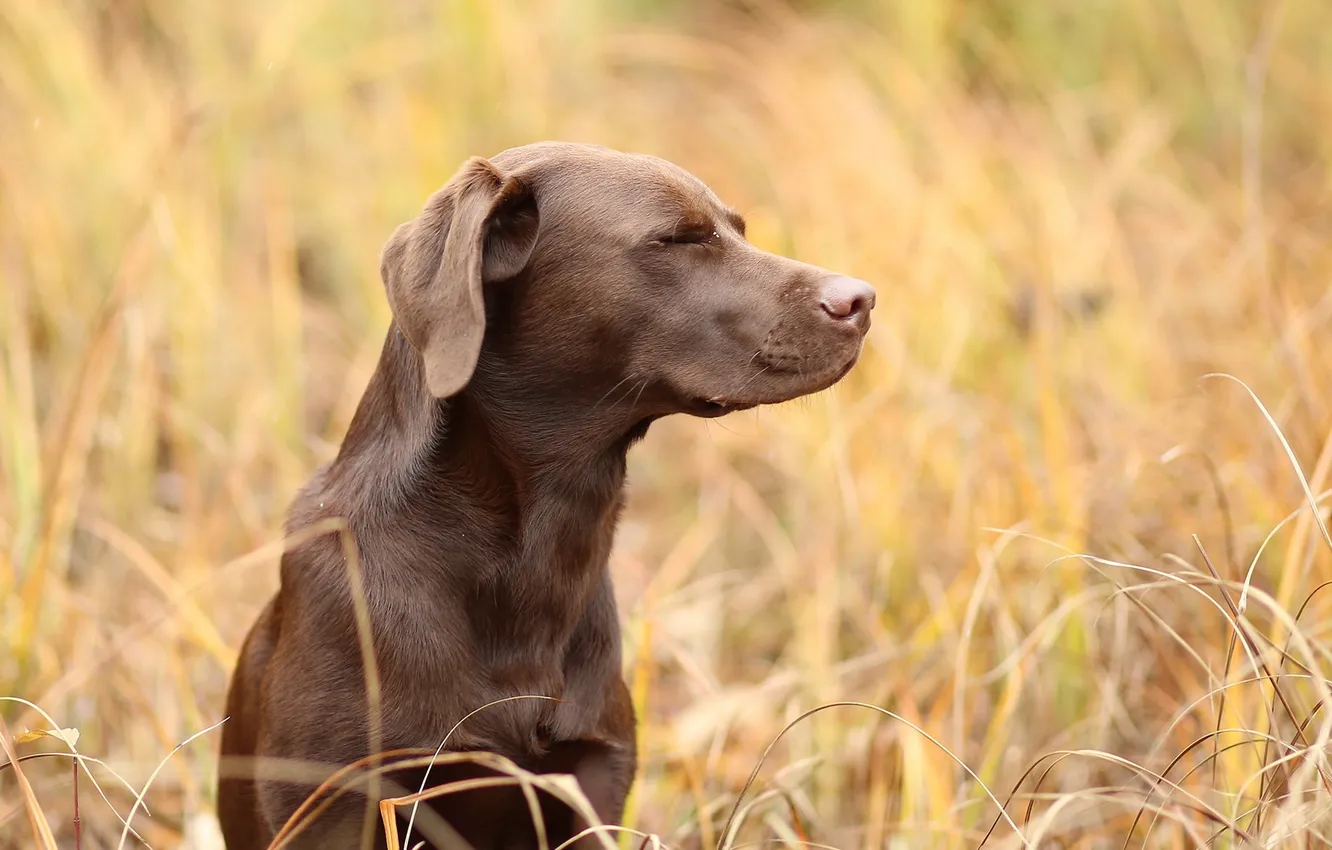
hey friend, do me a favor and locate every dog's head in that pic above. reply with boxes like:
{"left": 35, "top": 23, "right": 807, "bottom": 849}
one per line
{"left": 381, "top": 142, "right": 874, "bottom": 424}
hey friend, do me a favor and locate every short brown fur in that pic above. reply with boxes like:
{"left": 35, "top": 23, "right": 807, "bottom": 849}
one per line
{"left": 217, "top": 142, "right": 875, "bottom": 849}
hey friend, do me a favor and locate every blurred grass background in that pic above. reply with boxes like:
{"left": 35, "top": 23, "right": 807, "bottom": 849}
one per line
{"left": 4, "top": 0, "right": 1332, "bottom": 846}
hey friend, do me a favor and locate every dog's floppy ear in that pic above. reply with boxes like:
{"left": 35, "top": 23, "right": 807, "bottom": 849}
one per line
{"left": 381, "top": 157, "right": 539, "bottom": 398}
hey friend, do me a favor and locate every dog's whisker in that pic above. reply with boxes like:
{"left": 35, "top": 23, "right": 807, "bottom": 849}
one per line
{"left": 628, "top": 378, "right": 650, "bottom": 411}
{"left": 593, "top": 374, "right": 637, "bottom": 409}
{"left": 732, "top": 365, "right": 771, "bottom": 398}
{"left": 617, "top": 377, "right": 650, "bottom": 409}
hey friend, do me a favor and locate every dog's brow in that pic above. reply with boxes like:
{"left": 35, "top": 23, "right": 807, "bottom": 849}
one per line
{"left": 722, "top": 208, "right": 747, "bottom": 235}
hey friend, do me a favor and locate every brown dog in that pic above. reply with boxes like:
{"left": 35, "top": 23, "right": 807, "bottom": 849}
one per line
{"left": 216, "top": 142, "right": 875, "bottom": 849}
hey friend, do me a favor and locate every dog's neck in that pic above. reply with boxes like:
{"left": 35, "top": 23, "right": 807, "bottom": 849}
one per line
{"left": 324, "top": 328, "right": 642, "bottom": 655}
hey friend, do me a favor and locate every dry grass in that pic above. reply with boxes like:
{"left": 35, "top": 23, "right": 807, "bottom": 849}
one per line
{"left": 4, "top": 0, "right": 1332, "bottom": 847}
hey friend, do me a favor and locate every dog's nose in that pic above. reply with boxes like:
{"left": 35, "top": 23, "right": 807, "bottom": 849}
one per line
{"left": 818, "top": 276, "right": 876, "bottom": 323}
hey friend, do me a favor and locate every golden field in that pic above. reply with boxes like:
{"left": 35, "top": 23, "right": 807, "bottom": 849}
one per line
{"left": 4, "top": 0, "right": 1332, "bottom": 847}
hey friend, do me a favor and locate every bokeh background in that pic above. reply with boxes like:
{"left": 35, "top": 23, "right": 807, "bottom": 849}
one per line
{"left": 4, "top": 0, "right": 1332, "bottom": 847}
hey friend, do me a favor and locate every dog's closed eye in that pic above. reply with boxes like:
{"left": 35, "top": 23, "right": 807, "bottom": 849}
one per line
{"left": 655, "top": 226, "right": 720, "bottom": 246}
